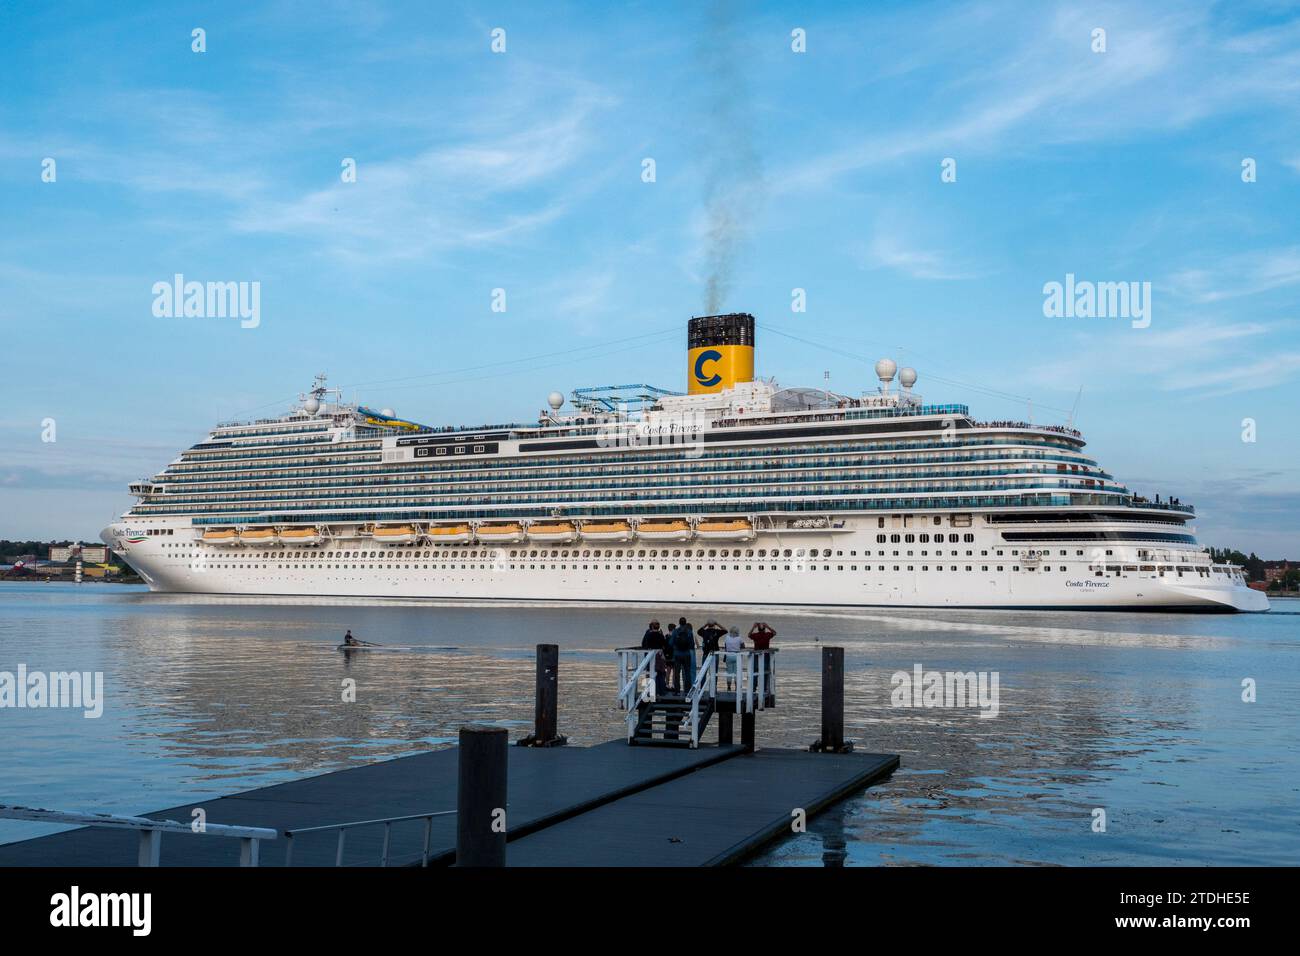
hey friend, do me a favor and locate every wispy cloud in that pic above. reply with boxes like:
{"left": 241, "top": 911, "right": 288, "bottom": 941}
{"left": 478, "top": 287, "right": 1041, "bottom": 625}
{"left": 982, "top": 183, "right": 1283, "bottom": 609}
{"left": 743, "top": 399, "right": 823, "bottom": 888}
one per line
{"left": 1168, "top": 247, "right": 1300, "bottom": 303}
{"left": 778, "top": 1, "right": 1300, "bottom": 192}
{"left": 1193, "top": 352, "right": 1300, "bottom": 395}
{"left": 233, "top": 82, "right": 614, "bottom": 263}
{"left": 1029, "top": 319, "right": 1300, "bottom": 396}
{"left": 856, "top": 232, "right": 980, "bottom": 281}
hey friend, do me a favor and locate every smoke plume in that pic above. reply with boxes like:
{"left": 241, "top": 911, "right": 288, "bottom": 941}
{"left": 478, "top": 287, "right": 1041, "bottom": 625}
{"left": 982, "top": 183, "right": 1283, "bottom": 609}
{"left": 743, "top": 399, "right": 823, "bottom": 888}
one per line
{"left": 699, "top": 0, "right": 765, "bottom": 315}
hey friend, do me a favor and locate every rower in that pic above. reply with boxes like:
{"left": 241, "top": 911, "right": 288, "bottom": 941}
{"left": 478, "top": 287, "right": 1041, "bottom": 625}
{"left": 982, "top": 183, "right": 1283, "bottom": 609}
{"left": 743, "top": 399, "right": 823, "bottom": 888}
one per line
{"left": 343, "top": 629, "right": 360, "bottom": 647}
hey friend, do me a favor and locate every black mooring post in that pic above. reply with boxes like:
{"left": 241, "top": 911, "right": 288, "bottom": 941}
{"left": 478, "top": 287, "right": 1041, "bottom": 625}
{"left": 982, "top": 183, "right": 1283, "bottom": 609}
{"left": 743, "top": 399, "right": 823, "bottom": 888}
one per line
{"left": 456, "top": 725, "right": 508, "bottom": 867}
{"left": 810, "top": 646, "right": 853, "bottom": 753}
{"left": 518, "top": 643, "right": 567, "bottom": 747}
{"left": 740, "top": 712, "right": 755, "bottom": 752}
{"left": 717, "top": 710, "right": 733, "bottom": 746}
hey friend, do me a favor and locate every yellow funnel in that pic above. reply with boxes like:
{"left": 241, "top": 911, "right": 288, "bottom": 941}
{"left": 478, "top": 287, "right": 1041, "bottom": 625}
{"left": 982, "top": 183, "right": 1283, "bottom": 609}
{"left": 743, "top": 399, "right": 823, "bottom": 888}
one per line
{"left": 687, "top": 313, "right": 755, "bottom": 394}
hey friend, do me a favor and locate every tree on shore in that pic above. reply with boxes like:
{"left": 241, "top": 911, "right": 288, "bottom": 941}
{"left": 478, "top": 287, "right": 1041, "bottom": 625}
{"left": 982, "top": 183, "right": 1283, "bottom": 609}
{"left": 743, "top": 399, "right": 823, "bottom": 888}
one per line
{"left": 1207, "top": 547, "right": 1266, "bottom": 581}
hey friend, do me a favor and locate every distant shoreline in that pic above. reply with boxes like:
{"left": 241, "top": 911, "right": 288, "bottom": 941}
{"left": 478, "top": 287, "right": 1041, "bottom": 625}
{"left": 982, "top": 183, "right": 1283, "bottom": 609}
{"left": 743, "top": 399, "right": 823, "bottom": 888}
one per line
{"left": 0, "top": 577, "right": 143, "bottom": 585}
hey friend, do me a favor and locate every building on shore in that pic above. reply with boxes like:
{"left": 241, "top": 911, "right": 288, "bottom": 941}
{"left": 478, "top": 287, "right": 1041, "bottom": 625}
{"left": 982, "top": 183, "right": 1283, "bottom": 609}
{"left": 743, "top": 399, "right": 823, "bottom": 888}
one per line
{"left": 1263, "top": 560, "right": 1295, "bottom": 582}
{"left": 49, "top": 544, "right": 109, "bottom": 562}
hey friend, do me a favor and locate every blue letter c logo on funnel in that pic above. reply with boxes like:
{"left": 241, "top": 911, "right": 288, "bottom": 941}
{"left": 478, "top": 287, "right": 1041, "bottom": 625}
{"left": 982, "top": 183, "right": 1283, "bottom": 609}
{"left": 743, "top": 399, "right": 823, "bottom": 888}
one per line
{"left": 695, "top": 349, "right": 723, "bottom": 387}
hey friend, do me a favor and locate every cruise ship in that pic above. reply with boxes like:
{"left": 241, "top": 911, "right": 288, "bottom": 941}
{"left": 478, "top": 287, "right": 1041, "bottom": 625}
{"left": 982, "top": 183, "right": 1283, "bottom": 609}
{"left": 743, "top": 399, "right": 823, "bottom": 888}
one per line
{"left": 102, "top": 314, "right": 1267, "bottom": 611}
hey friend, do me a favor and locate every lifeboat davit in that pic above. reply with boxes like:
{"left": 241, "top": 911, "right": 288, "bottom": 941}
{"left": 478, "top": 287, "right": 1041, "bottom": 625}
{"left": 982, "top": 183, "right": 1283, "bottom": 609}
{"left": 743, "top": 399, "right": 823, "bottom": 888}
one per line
{"left": 239, "top": 528, "right": 279, "bottom": 547}
{"left": 580, "top": 520, "right": 634, "bottom": 542}
{"left": 373, "top": 524, "right": 418, "bottom": 546}
{"left": 637, "top": 519, "right": 693, "bottom": 541}
{"left": 528, "top": 521, "right": 577, "bottom": 543}
{"left": 476, "top": 523, "right": 526, "bottom": 543}
{"left": 695, "top": 518, "right": 755, "bottom": 541}
{"left": 427, "top": 524, "right": 472, "bottom": 544}
{"left": 279, "top": 527, "right": 323, "bottom": 546}
{"left": 202, "top": 528, "right": 240, "bottom": 547}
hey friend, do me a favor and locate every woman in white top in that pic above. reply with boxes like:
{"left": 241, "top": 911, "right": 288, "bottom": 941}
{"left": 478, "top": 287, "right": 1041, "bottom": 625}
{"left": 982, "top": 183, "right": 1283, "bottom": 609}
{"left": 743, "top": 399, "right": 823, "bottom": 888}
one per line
{"left": 723, "top": 627, "right": 744, "bottom": 689}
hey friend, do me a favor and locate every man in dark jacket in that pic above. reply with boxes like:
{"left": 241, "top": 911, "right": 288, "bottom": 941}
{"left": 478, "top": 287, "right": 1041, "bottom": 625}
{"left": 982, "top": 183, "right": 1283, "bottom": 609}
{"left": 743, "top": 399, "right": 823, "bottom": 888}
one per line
{"left": 641, "top": 620, "right": 668, "bottom": 697}
{"left": 641, "top": 620, "right": 666, "bottom": 651}
{"left": 672, "top": 617, "right": 697, "bottom": 690}
{"left": 698, "top": 619, "right": 726, "bottom": 664}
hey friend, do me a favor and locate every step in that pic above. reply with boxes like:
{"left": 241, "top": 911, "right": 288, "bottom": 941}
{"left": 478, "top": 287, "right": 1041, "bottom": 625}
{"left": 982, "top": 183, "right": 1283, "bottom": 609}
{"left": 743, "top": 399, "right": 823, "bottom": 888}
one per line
{"left": 629, "top": 737, "right": 694, "bottom": 747}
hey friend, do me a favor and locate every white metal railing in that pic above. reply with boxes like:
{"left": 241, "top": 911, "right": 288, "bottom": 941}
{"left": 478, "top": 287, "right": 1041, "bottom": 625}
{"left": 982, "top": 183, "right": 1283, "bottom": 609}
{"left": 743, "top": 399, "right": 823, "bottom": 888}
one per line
{"left": 682, "top": 652, "right": 718, "bottom": 748}
{"left": 616, "top": 648, "right": 658, "bottom": 740}
{"left": 616, "top": 648, "right": 777, "bottom": 743}
{"left": 283, "top": 810, "right": 458, "bottom": 867}
{"left": 730, "top": 649, "right": 778, "bottom": 714}
{"left": 0, "top": 804, "right": 277, "bottom": 867}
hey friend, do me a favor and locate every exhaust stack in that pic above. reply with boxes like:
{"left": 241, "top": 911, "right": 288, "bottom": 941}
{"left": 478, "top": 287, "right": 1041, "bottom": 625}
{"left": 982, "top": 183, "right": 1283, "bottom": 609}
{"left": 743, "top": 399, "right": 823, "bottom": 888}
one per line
{"left": 687, "top": 312, "right": 755, "bottom": 394}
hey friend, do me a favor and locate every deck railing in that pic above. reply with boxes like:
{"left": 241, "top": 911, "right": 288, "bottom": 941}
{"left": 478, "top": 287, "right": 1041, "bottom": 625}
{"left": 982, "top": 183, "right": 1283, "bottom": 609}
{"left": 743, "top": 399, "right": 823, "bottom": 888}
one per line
{"left": 282, "top": 810, "right": 456, "bottom": 867}
{"left": 0, "top": 804, "right": 276, "bottom": 866}
{"left": 682, "top": 653, "right": 718, "bottom": 747}
{"left": 616, "top": 648, "right": 658, "bottom": 739}
{"left": 731, "top": 649, "right": 777, "bottom": 713}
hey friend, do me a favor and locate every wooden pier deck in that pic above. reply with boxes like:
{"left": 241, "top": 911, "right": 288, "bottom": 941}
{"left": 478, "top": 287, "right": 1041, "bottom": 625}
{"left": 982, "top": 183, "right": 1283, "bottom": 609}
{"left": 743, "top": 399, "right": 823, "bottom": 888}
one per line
{"left": 0, "top": 742, "right": 897, "bottom": 867}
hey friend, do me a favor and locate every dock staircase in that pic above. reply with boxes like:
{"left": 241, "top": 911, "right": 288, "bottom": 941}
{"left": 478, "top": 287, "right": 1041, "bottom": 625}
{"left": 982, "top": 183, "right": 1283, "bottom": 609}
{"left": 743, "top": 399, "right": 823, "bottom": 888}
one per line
{"left": 630, "top": 696, "right": 715, "bottom": 746}
{"left": 617, "top": 647, "right": 777, "bottom": 748}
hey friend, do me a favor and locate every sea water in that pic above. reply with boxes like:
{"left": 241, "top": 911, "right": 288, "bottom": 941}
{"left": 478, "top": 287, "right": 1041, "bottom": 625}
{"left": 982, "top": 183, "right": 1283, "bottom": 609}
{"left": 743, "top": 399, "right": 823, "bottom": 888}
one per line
{"left": 0, "top": 582, "right": 1295, "bottom": 865}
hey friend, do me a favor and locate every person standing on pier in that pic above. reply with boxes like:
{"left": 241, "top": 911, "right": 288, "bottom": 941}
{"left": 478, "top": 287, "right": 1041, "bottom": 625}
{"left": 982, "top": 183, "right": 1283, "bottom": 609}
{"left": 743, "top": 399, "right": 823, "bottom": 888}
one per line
{"left": 747, "top": 622, "right": 776, "bottom": 696}
{"left": 642, "top": 620, "right": 669, "bottom": 697}
{"left": 722, "top": 626, "right": 744, "bottom": 690}
{"left": 656, "top": 647, "right": 671, "bottom": 697}
{"left": 698, "top": 619, "right": 726, "bottom": 665}
{"left": 672, "top": 617, "right": 697, "bottom": 692}
{"left": 664, "top": 621, "right": 680, "bottom": 693}
{"left": 641, "top": 620, "right": 666, "bottom": 652}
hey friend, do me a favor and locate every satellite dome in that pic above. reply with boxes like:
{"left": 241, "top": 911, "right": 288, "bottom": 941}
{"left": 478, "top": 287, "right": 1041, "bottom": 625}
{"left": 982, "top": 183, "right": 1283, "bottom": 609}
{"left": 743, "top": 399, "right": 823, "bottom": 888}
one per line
{"left": 304, "top": 396, "right": 321, "bottom": 414}
{"left": 547, "top": 392, "right": 565, "bottom": 410}
{"left": 380, "top": 408, "right": 395, "bottom": 418}
{"left": 874, "top": 358, "right": 897, "bottom": 383}
{"left": 899, "top": 367, "right": 917, "bottom": 388}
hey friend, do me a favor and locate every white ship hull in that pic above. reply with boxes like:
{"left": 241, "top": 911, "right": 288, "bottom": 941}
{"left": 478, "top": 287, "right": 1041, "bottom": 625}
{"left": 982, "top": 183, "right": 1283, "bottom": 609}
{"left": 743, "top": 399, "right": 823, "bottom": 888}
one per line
{"left": 102, "top": 521, "right": 1269, "bottom": 612}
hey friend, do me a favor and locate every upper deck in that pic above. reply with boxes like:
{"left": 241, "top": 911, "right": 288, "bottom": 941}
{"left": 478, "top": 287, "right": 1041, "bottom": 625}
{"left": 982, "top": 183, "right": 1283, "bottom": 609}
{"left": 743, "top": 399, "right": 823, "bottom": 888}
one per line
{"left": 119, "top": 372, "right": 1187, "bottom": 528}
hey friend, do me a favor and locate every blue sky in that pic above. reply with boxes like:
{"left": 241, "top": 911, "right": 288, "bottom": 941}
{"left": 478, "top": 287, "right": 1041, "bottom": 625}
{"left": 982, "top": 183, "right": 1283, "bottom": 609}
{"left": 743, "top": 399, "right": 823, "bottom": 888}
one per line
{"left": 1, "top": 0, "right": 1297, "bottom": 555}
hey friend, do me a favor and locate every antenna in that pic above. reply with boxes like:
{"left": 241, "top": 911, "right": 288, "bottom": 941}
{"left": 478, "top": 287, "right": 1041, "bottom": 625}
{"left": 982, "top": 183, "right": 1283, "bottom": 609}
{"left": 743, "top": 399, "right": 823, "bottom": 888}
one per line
{"left": 1067, "top": 387, "right": 1083, "bottom": 428}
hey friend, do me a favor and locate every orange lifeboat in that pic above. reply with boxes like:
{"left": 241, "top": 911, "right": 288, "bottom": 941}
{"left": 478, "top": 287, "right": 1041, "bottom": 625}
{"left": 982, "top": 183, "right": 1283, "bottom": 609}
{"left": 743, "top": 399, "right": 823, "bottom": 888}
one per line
{"left": 580, "top": 520, "right": 634, "bottom": 542}
{"left": 239, "top": 528, "right": 279, "bottom": 547}
{"left": 426, "top": 524, "right": 472, "bottom": 544}
{"left": 476, "top": 523, "right": 526, "bottom": 543}
{"left": 279, "top": 527, "right": 323, "bottom": 546}
{"left": 637, "top": 519, "right": 693, "bottom": 541}
{"left": 695, "top": 518, "right": 755, "bottom": 541}
{"left": 373, "top": 524, "right": 418, "bottom": 545}
{"left": 527, "top": 521, "right": 577, "bottom": 543}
